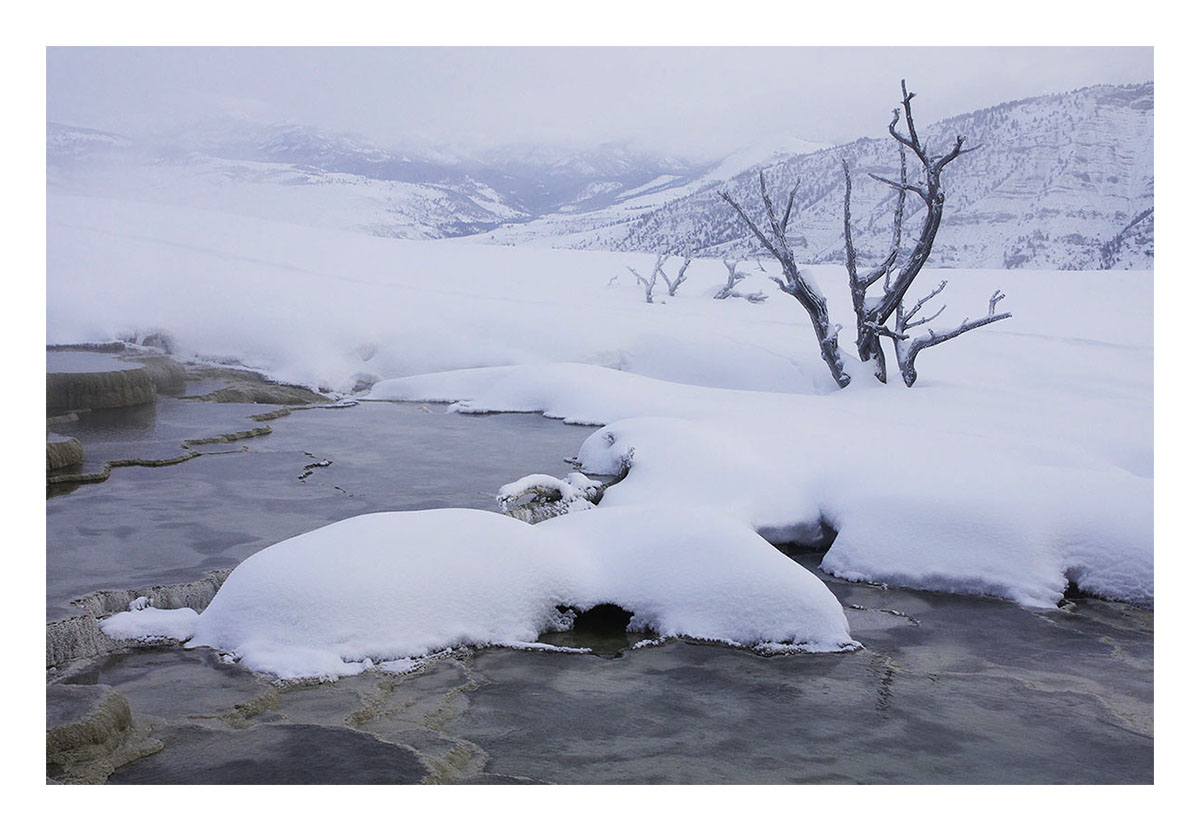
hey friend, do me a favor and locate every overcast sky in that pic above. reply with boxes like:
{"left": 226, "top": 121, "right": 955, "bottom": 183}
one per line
{"left": 46, "top": 46, "right": 1152, "bottom": 159}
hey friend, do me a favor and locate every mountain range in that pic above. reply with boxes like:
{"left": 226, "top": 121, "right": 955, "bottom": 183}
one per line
{"left": 48, "top": 81, "right": 1153, "bottom": 270}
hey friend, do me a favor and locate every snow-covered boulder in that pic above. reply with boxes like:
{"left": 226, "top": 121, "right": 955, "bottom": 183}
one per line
{"left": 99, "top": 506, "right": 856, "bottom": 679}
{"left": 496, "top": 472, "right": 605, "bottom": 524}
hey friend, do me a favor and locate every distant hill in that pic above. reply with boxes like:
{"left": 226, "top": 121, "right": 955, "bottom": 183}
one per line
{"left": 600, "top": 83, "right": 1153, "bottom": 271}
{"left": 47, "top": 81, "right": 1153, "bottom": 269}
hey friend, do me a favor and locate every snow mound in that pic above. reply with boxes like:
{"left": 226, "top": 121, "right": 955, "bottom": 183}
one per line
{"left": 100, "top": 606, "right": 199, "bottom": 643}
{"left": 99, "top": 507, "right": 855, "bottom": 679}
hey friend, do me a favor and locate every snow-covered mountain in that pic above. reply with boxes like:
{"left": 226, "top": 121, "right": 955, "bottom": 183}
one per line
{"left": 47, "top": 118, "right": 712, "bottom": 239}
{"left": 47, "top": 123, "right": 133, "bottom": 160}
{"left": 48, "top": 119, "right": 531, "bottom": 239}
{"left": 47, "top": 81, "right": 1153, "bottom": 268}
{"left": 475, "top": 137, "right": 831, "bottom": 249}
{"left": 599, "top": 83, "right": 1154, "bottom": 271}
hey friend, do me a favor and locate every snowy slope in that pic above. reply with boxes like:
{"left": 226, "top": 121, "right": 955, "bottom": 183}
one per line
{"left": 475, "top": 137, "right": 832, "bottom": 249}
{"left": 613, "top": 83, "right": 1154, "bottom": 270}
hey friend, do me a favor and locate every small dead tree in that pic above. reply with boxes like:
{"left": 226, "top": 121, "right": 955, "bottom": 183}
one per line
{"left": 662, "top": 249, "right": 693, "bottom": 296}
{"left": 713, "top": 81, "right": 1008, "bottom": 388}
{"left": 720, "top": 172, "right": 850, "bottom": 388}
{"left": 842, "top": 79, "right": 1010, "bottom": 386}
{"left": 713, "top": 258, "right": 767, "bottom": 303}
{"left": 842, "top": 149, "right": 903, "bottom": 382}
{"left": 627, "top": 251, "right": 666, "bottom": 304}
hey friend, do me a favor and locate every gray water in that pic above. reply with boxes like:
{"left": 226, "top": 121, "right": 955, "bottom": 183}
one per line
{"left": 46, "top": 352, "right": 138, "bottom": 374}
{"left": 46, "top": 398, "right": 596, "bottom": 620}
{"left": 46, "top": 382, "right": 1153, "bottom": 784}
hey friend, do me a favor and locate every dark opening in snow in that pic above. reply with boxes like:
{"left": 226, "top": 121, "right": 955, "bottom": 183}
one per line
{"left": 571, "top": 603, "right": 635, "bottom": 636}
{"left": 541, "top": 603, "right": 647, "bottom": 655}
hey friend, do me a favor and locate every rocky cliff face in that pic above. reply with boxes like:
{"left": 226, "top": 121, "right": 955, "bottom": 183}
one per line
{"left": 614, "top": 83, "right": 1153, "bottom": 270}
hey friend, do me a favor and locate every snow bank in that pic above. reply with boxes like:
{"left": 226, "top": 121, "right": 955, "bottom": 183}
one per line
{"left": 383, "top": 360, "right": 1152, "bottom": 608}
{"left": 100, "top": 507, "right": 855, "bottom": 679}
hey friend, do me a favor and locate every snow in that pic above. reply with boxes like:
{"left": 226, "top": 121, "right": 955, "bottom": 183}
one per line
{"left": 373, "top": 358, "right": 1150, "bottom": 607}
{"left": 100, "top": 507, "right": 856, "bottom": 679}
{"left": 100, "top": 606, "right": 199, "bottom": 643}
{"left": 51, "top": 190, "right": 1151, "bottom": 648}
{"left": 496, "top": 472, "right": 601, "bottom": 507}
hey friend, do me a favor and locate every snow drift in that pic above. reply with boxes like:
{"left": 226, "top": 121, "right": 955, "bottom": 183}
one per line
{"left": 99, "top": 507, "right": 856, "bottom": 679}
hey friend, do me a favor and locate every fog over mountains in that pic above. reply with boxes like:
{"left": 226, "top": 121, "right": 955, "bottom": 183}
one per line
{"left": 48, "top": 81, "right": 1153, "bottom": 271}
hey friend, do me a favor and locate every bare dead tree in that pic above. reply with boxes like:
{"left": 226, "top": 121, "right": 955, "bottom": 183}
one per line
{"left": 662, "top": 249, "right": 693, "bottom": 296}
{"left": 839, "top": 79, "right": 1010, "bottom": 386}
{"left": 627, "top": 251, "right": 667, "bottom": 304}
{"left": 715, "top": 81, "right": 1006, "bottom": 388}
{"left": 720, "top": 172, "right": 850, "bottom": 388}
{"left": 867, "top": 79, "right": 976, "bottom": 321}
{"left": 842, "top": 147, "right": 904, "bottom": 382}
{"left": 713, "top": 258, "right": 767, "bottom": 303}
{"left": 713, "top": 257, "right": 747, "bottom": 298}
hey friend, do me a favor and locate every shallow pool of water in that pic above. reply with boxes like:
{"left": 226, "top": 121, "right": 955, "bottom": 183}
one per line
{"left": 46, "top": 383, "right": 1153, "bottom": 784}
{"left": 46, "top": 397, "right": 597, "bottom": 619}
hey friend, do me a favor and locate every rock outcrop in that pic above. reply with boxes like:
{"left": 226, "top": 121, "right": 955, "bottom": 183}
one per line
{"left": 45, "top": 352, "right": 189, "bottom": 415}
{"left": 132, "top": 356, "right": 188, "bottom": 395}
{"left": 46, "top": 433, "right": 83, "bottom": 471}
{"left": 46, "top": 364, "right": 156, "bottom": 415}
{"left": 46, "top": 684, "right": 162, "bottom": 784}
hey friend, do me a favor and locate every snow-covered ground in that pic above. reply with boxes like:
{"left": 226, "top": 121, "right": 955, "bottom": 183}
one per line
{"left": 51, "top": 192, "right": 1152, "bottom": 677}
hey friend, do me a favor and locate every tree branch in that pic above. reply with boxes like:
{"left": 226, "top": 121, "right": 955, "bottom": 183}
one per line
{"left": 842, "top": 159, "right": 860, "bottom": 289}
{"left": 723, "top": 176, "right": 849, "bottom": 388}
{"left": 865, "top": 320, "right": 909, "bottom": 341}
{"left": 781, "top": 178, "right": 802, "bottom": 233}
{"left": 902, "top": 279, "right": 948, "bottom": 327}
{"left": 895, "top": 290, "right": 1012, "bottom": 385}
{"left": 868, "top": 172, "right": 929, "bottom": 202}
{"left": 720, "top": 191, "right": 782, "bottom": 262}
{"left": 906, "top": 305, "right": 947, "bottom": 329}
{"left": 758, "top": 170, "right": 787, "bottom": 242}
{"left": 883, "top": 145, "right": 908, "bottom": 294}
{"left": 931, "top": 135, "right": 969, "bottom": 178}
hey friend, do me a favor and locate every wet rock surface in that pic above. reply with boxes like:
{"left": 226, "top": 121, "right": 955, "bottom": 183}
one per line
{"left": 46, "top": 683, "right": 162, "bottom": 784}
{"left": 46, "top": 351, "right": 189, "bottom": 414}
{"left": 58, "top": 582, "right": 1152, "bottom": 785}
{"left": 47, "top": 433, "right": 84, "bottom": 471}
{"left": 107, "top": 723, "right": 428, "bottom": 784}
{"left": 180, "top": 367, "right": 328, "bottom": 406}
{"left": 47, "top": 362, "right": 157, "bottom": 415}
{"left": 130, "top": 356, "right": 188, "bottom": 396}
